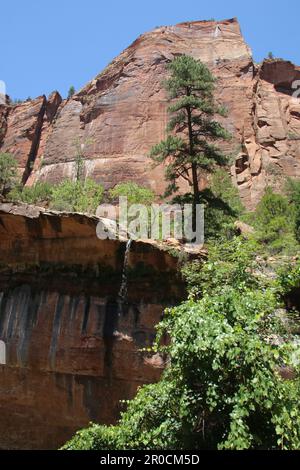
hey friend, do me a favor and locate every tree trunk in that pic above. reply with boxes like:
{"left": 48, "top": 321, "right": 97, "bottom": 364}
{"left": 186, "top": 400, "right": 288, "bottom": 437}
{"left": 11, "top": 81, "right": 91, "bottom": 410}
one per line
{"left": 186, "top": 99, "right": 199, "bottom": 232}
{"left": 191, "top": 163, "right": 199, "bottom": 233}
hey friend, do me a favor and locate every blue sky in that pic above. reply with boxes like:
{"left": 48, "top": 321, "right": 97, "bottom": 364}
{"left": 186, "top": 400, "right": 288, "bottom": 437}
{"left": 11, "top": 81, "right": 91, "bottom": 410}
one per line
{"left": 2, "top": 0, "right": 299, "bottom": 100}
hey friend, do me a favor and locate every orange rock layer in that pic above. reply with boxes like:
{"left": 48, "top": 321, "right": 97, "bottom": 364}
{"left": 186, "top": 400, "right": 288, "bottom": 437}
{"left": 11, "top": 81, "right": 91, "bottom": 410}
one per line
{"left": 0, "top": 204, "right": 183, "bottom": 449}
{"left": 1, "top": 19, "right": 300, "bottom": 208}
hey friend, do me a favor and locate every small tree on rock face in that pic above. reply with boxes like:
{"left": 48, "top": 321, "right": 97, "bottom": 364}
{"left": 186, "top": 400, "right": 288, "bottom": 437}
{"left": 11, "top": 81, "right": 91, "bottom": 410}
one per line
{"left": 150, "top": 55, "right": 230, "bottom": 226}
{"left": 68, "top": 86, "right": 75, "bottom": 99}
{"left": 0, "top": 153, "right": 17, "bottom": 196}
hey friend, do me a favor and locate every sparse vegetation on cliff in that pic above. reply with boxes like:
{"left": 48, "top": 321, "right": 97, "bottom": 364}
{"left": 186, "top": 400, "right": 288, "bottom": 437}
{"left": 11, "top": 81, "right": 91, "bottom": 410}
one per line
{"left": 50, "top": 178, "right": 104, "bottom": 213}
{"left": 0, "top": 152, "right": 17, "bottom": 197}
{"left": 109, "top": 182, "right": 155, "bottom": 205}
{"left": 67, "top": 85, "right": 75, "bottom": 99}
{"left": 242, "top": 186, "right": 300, "bottom": 255}
{"left": 8, "top": 178, "right": 105, "bottom": 214}
{"left": 8, "top": 181, "right": 53, "bottom": 205}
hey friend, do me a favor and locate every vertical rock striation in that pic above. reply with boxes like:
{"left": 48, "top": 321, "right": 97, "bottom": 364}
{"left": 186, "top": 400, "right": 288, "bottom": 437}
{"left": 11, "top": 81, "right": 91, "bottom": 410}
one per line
{"left": 0, "top": 204, "right": 183, "bottom": 449}
{"left": 1, "top": 19, "right": 300, "bottom": 207}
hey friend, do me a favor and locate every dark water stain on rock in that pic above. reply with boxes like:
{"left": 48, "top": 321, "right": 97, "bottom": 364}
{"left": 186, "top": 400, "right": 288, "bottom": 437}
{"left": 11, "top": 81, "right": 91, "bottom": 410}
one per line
{"left": 81, "top": 296, "right": 91, "bottom": 334}
{"left": 102, "top": 298, "right": 119, "bottom": 382}
{"left": 0, "top": 286, "right": 40, "bottom": 366}
{"left": 16, "top": 286, "right": 40, "bottom": 366}
{"left": 54, "top": 372, "right": 74, "bottom": 409}
{"left": 69, "top": 295, "right": 80, "bottom": 323}
{"left": 75, "top": 376, "right": 103, "bottom": 422}
{"left": 49, "top": 294, "right": 65, "bottom": 369}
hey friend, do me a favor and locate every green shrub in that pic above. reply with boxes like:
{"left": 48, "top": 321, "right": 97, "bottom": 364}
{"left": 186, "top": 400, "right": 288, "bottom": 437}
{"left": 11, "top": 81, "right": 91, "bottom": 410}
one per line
{"left": 201, "top": 169, "right": 244, "bottom": 241}
{"left": 50, "top": 178, "right": 104, "bottom": 213}
{"left": 8, "top": 181, "right": 53, "bottom": 205}
{"left": 0, "top": 153, "right": 18, "bottom": 196}
{"left": 249, "top": 188, "right": 299, "bottom": 255}
{"left": 182, "top": 237, "right": 261, "bottom": 299}
{"left": 109, "top": 182, "right": 155, "bottom": 205}
{"left": 210, "top": 169, "right": 244, "bottom": 216}
{"left": 285, "top": 178, "right": 300, "bottom": 242}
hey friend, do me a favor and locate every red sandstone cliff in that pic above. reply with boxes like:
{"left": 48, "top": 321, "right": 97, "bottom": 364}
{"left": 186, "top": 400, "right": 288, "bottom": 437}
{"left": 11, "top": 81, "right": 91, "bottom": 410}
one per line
{"left": 0, "top": 203, "right": 184, "bottom": 449}
{"left": 1, "top": 18, "right": 300, "bottom": 208}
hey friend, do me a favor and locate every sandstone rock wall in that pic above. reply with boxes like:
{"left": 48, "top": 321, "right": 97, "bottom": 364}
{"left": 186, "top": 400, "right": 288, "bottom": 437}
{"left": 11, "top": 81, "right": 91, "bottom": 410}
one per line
{"left": 1, "top": 18, "right": 300, "bottom": 208}
{"left": 0, "top": 204, "right": 183, "bottom": 449}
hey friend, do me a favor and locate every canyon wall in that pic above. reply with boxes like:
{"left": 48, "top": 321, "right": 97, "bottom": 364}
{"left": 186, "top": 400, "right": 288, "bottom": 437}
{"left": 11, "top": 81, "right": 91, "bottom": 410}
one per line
{"left": 1, "top": 18, "right": 300, "bottom": 208}
{"left": 0, "top": 204, "right": 183, "bottom": 449}
{"left": 1, "top": 16, "right": 300, "bottom": 449}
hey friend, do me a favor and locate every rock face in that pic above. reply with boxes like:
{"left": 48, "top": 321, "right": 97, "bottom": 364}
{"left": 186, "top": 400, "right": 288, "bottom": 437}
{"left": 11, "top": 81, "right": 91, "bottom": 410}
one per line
{"left": 0, "top": 204, "right": 183, "bottom": 449}
{"left": 0, "top": 92, "right": 62, "bottom": 184}
{"left": 1, "top": 18, "right": 300, "bottom": 208}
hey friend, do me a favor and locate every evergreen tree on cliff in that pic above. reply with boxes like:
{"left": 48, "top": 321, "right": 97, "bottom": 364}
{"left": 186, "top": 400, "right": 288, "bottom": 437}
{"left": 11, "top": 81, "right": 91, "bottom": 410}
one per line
{"left": 150, "top": 55, "right": 230, "bottom": 227}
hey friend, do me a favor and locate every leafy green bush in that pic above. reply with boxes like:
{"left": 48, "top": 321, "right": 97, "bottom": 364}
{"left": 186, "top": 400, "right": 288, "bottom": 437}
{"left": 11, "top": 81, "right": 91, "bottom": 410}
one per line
{"left": 50, "top": 179, "right": 104, "bottom": 213}
{"left": 8, "top": 181, "right": 53, "bottom": 205}
{"left": 210, "top": 169, "right": 244, "bottom": 216}
{"left": 0, "top": 153, "right": 18, "bottom": 196}
{"left": 6, "top": 174, "right": 104, "bottom": 214}
{"left": 109, "top": 182, "right": 155, "bottom": 205}
{"left": 285, "top": 178, "right": 300, "bottom": 242}
{"left": 201, "top": 169, "right": 244, "bottom": 241}
{"left": 182, "top": 237, "right": 261, "bottom": 299}
{"left": 246, "top": 188, "right": 299, "bottom": 255}
{"left": 276, "top": 261, "right": 300, "bottom": 296}
{"left": 63, "top": 237, "right": 300, "bottom": 450}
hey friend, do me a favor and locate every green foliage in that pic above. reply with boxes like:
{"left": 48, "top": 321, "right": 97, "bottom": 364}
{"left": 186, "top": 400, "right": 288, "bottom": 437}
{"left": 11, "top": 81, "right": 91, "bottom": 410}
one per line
{"left": 68, "top": 86, "right": 75, "bottom": 99}
{"left": 182, "top": 237, "right": 261, "bottom": 299}
{"left": 268, "top": 52, "right": 274, "bottom": 60}
{"left": 150, "top": 55, "right": 230, "bottom": 215}
{"left": 285, "top": 178, "right": 300, "bottom": 241}
{"left": 50, "top": 178, "right": 104, "bottom": 213}
{"left": 109, "top": 182, "right": 155, "bottom": 205}
{"left": 63, "top": 237, "right": 300, "bottom": 450}
{"left": 276, "top": 261, "right": 300, "bottom": 296}
{"left": 8, "top": 181, "right": 53, "bottom": 205}
{"left": 210, "top": 169, "right": 244, "bottom": 216}
{"left": 244, "top": 188, "right": 299, "bottom": 255}
{"left": 202, "top": 169, "right": 244, "bottom": 241}
{"left": 0, "top": 152, "right": 18, "bottom": 196}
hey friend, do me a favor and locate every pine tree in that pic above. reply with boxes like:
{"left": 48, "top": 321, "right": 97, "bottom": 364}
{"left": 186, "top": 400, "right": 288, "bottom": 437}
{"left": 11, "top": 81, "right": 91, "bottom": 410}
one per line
{"left": 68, "top": 85, "right": 75, "bottom": 99}
{"left": 150, "top": 55, "right": 230, "bottom": 227}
